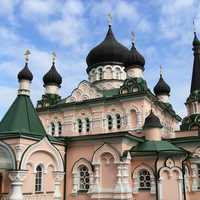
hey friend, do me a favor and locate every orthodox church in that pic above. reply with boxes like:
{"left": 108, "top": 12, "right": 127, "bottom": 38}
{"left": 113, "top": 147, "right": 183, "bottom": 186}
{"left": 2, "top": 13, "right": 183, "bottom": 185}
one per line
{"left": 0, "top": 18, "right": 200, "bottom": 200}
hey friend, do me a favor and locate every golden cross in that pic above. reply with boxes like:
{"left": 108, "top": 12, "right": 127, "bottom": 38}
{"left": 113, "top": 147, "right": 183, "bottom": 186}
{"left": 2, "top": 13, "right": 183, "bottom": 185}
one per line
{"left": 52, "top": 52, "right": 56, "bottom": 63}
{"left": 107, "top": 13, "right": 112, "bottom": 26}
{"left": 24, "top": 49, "right": 31, "bottom": 63}
{"left": 131, "top": 31, "right": 135, "bottom": 44}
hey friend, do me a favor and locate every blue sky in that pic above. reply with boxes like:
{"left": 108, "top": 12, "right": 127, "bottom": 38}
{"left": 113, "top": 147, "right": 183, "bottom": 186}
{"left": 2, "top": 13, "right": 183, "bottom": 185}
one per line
{"left": 0, "top": 0, "right": 200, "bottom": 119}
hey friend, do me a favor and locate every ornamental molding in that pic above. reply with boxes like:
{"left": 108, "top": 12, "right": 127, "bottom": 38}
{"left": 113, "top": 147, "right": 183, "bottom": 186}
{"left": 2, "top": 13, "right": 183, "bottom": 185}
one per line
{"left": 92, "top": 143, "right": 120, "bottom": 164}
{"left": 20, "top": 137, "right": 64, "bottom": 172}
{"left": 65, "top": 80, "right": 103, "bottom": 103}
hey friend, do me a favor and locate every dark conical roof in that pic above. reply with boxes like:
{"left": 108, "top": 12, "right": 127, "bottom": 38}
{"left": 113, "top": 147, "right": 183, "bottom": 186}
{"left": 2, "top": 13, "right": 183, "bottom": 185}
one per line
{"left": 18, "top": 63, "right": 33, "bottom": 81}
{"left": 125, "top": 42, "right": 145, "bottom": 70}
{"left": 43, "top": 62, "right": 62, "bottom": 87}
{"left": 154, "top": 74, "right": 170, "bottom": 96}
{"left": 86, "top": 25, "right": 129, "bottom": 73}
{"left": 143, "top": 110, "right": 163, "bottom": 129}
{"left": 190, "top": 32, "right": 200, "bottom": 93}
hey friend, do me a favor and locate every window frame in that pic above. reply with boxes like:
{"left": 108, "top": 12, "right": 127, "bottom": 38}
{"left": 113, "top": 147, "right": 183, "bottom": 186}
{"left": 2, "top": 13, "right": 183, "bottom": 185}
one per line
{"left": 78, "top": 165, "right": 90, "bottom": 192}
{"left": 35, "top": 165, "right": 43, "bottom": 193}
{"left": 138, "top": 169, "right": 151, "bottom": 191}
{"left": 107, "top": 115, "right": 113, "bottom": 130}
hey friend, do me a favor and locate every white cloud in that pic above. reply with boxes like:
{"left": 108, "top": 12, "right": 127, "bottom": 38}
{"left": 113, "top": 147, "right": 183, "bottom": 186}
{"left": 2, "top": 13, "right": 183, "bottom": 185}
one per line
{"left": 20, "top": 0, "right": 59, "bottom": 21}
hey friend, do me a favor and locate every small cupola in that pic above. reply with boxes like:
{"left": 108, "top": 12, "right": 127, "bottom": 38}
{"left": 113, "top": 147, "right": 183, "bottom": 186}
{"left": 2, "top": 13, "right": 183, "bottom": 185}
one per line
{"left": 143, "top": 110, "right": 163, "bottom": 141}
{"left": 43, "top": 52, "right": 62, "bottom": 95}
{"left": 86, "top": 15, "right": 129, "bottom": 74}
{"left": 18, "top": 50, "right": 33, "bottom": 96}
{"left": 154, "top": 66, "right": 170, "bottom": 103}
{"left": 125, "top": 32, "right": 145, "bottom": 78}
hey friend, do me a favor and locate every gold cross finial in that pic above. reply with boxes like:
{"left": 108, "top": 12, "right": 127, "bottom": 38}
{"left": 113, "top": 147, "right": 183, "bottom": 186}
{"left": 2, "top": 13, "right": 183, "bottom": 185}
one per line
{"left": 24, "top": 49, "right": 31, "bottom": 63}
{"left": 131, "top": 31, "right": 135, "bottom": 44}
{"left": 107, "top": 13, "right": 112, "bottom": 26}
{"left": 160, "top": 65, "right": 163, "bottom": 77}
{"left": 52, "top": 52, "right": 56, "bottom": 63}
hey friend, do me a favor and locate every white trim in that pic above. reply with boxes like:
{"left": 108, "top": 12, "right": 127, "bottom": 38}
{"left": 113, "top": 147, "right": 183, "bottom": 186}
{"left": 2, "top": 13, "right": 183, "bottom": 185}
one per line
{"left": 72, "top": 158, "right": 93, "bottom": 194}
{"left": 92, "top": 143, "right": 120, "bottom": 164}
{"left": 132, "top": 164, "right": 155, "bottom": 194}
{"left": 20, "top": 137, "right": 64, "bottom": 172}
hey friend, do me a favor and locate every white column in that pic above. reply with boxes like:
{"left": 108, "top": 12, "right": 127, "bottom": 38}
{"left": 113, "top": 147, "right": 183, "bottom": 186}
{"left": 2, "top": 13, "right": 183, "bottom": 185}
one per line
{"left": 93, "top": 164, "right": 101, "bottom": 193}
{"left": 114, "top": 163, "right": 123, "bottom": 192}
{"left": 150, "top": 176, "right": 156, "bottom": 194}
{"left": 88, "top": 172, "right": 94, "bottom": 193}
{"left": 121, "top": 154, "right": 131, "bottom": 193}
{"left": 158, "top": 177, "right": 164, "bottom": 200}
{"left": 136, "top": 112, "right": 142, "bottom": 129}
{"left": 191, "top": 164, "right": 199, "bottom": 191}
{"left": 178, "top": 178, "right": 183, "bottom": 200}
{"left": 53, "top": 171, "right": 65, "bottom": 200}
{"left": 72, "top": 172, "right": 78, "bottom": 194}
{"left": 8, "top": 170, "right": 27, "bottom": 200}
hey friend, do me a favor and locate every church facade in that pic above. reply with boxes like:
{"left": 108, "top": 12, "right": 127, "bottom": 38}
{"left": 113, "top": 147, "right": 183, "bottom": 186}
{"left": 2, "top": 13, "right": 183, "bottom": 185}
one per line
{"left": 0, "top": 20, "right": 200, "bottom": 200}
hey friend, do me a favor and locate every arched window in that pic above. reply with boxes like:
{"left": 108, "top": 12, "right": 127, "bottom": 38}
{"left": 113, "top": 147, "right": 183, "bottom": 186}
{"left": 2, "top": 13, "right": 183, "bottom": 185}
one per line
{"left": 35, "top": 165, "right": 43, "bottom": 192}
{"left": 77, "top": 119, "right": 83, "bottom": 134}
{"left": 51, "top": 123, "right": 55, "bottom": 136}
{"left": 78, "top": 165, "right": 90, "bottom": 192}
{"left": 107, "top": 115, "right": 113, "bottom": 130}
{"left": 116, "top": 114, "right": 121, "bottom": 129}
{"left": 139, "top": 169, "right": 151, "bottom": 191}
{"left": 58, "top": 122, "right": 62, "bottom": 135}
{"left": 98, "top": 68, "right": 103, "bottom": 80}
{"left": 85, "top": 118, "right": 90, "bottom": 133}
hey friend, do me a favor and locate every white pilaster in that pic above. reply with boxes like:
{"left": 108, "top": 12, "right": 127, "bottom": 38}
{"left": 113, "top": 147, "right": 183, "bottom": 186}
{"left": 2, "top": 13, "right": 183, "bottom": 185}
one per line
{"left": 53, "top": 171, "right": 65, "bottom": 200}
{"left": 8, "top": 170, "right": 27, "bottom": 200}
{"left": 93, "top": 164, "right": 101, "bottom": 193}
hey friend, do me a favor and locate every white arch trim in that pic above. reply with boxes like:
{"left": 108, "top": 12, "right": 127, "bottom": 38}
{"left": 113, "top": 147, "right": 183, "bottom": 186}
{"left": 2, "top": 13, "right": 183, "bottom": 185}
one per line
{"left": 92, "top": 143, "right": 120, "bottom": 164}
{"left": 159, "top": 166, "right": 182, "bottom": 179}
{"left": 72, "top": 158, "right": 93, "bottom": 174}
{"left": 20, "top": 137, "right": 64, "bottom": 171}
{"left": 132, "top": 164, "right": 154, "bottom": 178}
{"left": 0, "top": 141, "right": 16, "bottom": 169}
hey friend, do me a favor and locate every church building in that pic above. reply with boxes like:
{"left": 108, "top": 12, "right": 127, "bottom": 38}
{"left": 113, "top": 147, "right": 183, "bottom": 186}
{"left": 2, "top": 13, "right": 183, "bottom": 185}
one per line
{"left": 0, "top": 18, "right": 200, "bottom": 200}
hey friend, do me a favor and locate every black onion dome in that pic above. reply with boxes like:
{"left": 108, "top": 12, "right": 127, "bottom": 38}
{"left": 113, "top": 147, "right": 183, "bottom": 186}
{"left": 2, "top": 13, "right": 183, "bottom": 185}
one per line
{"left": 18, "top": 63, "right": 33, "bottom": 81}
{"left": 193, "top": 32, "right": 200, "bottom": 46}
{"left": 125, "top": 42, "right": 145, "bottom": 70}
{"left": 43, "top": 63, "right": 62, "bottom": 87}
{"left": 143, "top": 110, "right": 163, "bottom": 129}
{"left": 86, "top": 25, "right": 129, "bottom": 73}
{"left": 154, "top": 75, "right": 170, "bottom": 96}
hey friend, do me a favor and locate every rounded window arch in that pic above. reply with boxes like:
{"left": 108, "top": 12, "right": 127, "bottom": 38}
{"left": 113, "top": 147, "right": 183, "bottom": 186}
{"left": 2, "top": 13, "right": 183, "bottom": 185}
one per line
{"left": 116, "top": 114, "right": 122, "bottom": 129}
{"left": 51, "top": 122, "right": 55, "bottom": 136}
{"left": 77, "top": 119, "right": 83, "bottom": 134}
{"left": 58, "top": 121, "right": 62, "bottom": 135}
{"left": 132, "top": 164, "right": 155, "bottom": 194}
{"left": 85, "top": 118, "right": 90, "bottom": 133}
{"left": 35, "top": 165, "right": 43, "bottom": 192}
{"left": 138, "top": 169, "right": 151, "bottom": 191}
{"left": 78, "top": 165, "right": 90, "bottom": 192}
{"left": 98, "top": 68, "right": 103, "bottom": 80}
{"left": 107, "top": 115, "right": 113, "bottom": 130}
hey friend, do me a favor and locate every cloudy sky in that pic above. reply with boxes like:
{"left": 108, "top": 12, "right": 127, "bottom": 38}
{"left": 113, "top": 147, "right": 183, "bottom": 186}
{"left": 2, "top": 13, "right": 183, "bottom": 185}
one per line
{"left": 0, "top": 0, "right": 199, "bottom": 119}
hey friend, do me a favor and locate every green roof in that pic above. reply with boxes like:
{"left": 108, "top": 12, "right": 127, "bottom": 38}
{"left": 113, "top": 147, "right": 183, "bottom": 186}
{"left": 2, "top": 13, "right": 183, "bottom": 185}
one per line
{"left": 0, "top": 95, "right": 46, "bottom": 137}
{"left": 130, "top": 140, "right": 185, "bottom": 155}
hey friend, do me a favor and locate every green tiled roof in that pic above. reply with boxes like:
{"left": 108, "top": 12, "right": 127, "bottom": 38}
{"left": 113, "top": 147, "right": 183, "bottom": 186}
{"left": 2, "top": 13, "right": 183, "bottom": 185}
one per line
{"left": 130, "top": 140, "right": 185, "bottom": 155}
{"left": 0, "top": 95, "right": 46, "bottom": 137}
